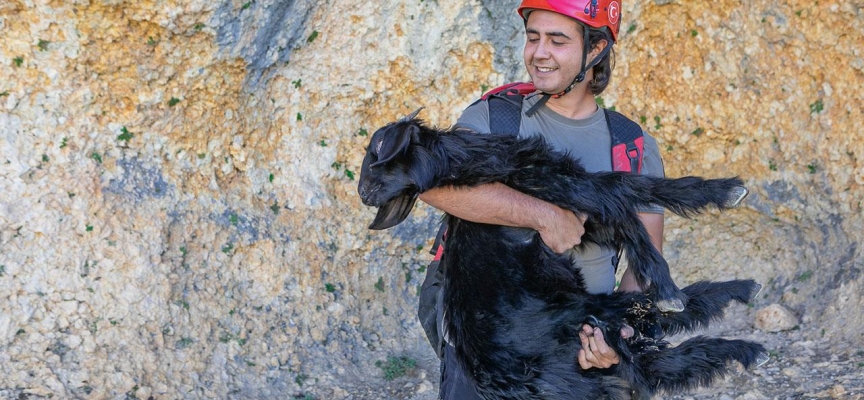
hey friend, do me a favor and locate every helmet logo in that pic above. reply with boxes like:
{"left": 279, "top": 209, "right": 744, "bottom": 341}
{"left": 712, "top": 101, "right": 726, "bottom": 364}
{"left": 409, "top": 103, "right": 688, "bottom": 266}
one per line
{"left": 583, "top": 0, "right": 599, "bottom": 19}
{"left": 608, "top": 1, "right": 620, "bottom": 25}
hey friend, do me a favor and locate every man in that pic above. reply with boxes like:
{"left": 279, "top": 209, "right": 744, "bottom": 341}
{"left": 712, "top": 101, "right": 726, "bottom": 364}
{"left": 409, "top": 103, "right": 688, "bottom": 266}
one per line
{"left": 418, "top": 0, "right": 666, "bottom": 397}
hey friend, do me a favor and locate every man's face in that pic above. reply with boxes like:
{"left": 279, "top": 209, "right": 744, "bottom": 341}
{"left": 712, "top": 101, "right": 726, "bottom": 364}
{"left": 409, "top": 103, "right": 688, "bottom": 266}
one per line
{"left": 523, "top": 9, "right": 585, "bottom": 94}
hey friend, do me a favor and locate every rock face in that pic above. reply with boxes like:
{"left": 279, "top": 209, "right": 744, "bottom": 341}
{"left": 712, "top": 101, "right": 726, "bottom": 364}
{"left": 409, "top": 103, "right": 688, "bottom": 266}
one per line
{"left": 0, "top": 0, "right": 862, "bottom": 398}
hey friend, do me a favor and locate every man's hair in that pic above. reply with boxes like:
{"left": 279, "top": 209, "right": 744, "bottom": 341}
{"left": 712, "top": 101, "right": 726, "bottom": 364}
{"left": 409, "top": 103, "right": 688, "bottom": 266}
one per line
{"left": 587, "top": 27, "right": 615, "bottom": 95}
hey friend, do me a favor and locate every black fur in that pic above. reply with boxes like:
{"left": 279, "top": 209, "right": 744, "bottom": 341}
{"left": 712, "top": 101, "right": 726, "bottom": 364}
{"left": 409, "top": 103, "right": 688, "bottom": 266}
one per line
{"left": 358, "top": 112, "right": 768, "bottom": 399}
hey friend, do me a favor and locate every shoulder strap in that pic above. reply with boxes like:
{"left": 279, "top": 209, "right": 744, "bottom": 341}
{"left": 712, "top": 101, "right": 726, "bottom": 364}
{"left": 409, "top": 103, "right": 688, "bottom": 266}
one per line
{"left": 488, "top": 93, "right": 523, "bottom": 136}
{"left": 603, "top": 109, "right": 645, "bottom": 272}
{"left": 604, "top": 109, "right": 644, "bottom": 173}
{"left": 431, "top": 221, "right": 447, "bottom": 261}
{"left": 484, "top": 82, "right": 533, "bottom": 136}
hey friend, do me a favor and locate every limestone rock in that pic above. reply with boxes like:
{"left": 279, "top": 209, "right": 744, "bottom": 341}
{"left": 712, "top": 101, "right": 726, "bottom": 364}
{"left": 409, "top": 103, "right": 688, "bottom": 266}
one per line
{"left": 755, "top": 304, "right": 799, "bottom": 332}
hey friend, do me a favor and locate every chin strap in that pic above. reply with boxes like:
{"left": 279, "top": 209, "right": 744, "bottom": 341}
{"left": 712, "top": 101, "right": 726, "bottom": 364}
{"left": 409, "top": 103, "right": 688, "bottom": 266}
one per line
{"left": 526, "top": 26, "right": 613, "bottom": 117}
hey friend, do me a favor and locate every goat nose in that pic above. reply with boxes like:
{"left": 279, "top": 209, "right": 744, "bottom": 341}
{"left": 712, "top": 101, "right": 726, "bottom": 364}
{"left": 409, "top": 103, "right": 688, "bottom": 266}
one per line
{"left": 359, "top": 184, "right": 376, "bottom": 204}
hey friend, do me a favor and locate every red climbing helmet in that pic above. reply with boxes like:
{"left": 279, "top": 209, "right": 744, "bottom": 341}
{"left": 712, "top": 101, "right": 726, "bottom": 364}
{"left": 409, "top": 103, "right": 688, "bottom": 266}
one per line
{"left": 518, "top": 0, "right": 622, "bottom": 42}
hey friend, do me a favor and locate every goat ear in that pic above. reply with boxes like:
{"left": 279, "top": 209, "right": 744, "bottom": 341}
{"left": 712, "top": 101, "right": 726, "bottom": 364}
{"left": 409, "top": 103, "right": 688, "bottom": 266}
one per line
{"left": 370, "top": 124, "right": 414, "bottom": 167}
{"left": 368, "top": 194, "right": 418, "bottom": 230}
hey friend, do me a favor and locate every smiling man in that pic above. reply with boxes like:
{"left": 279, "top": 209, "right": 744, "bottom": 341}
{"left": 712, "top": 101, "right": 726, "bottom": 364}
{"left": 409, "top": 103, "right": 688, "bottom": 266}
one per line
{"left": 418, "top": 1, "right": 667, "bottom": 398}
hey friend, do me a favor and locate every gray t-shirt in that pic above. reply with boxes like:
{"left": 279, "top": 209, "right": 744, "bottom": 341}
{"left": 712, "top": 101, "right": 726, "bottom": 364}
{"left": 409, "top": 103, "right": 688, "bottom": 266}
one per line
{"left": 454, "top": 94, "right": 665, "bottom": 294}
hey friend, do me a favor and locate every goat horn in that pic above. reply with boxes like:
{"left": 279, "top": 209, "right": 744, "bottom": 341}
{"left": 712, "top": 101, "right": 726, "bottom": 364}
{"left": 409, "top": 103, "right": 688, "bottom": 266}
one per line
{"left": 401, "top": 107, "right": 424, "bottom": 121}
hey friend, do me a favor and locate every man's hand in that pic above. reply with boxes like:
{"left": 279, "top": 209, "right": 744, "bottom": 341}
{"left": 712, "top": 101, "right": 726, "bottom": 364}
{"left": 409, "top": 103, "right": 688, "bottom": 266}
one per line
{"left": 537, "top": 207, "right": 587, "bottom": 253}
{"left": 577, "top": 324, "right": 634, "bottom": 370}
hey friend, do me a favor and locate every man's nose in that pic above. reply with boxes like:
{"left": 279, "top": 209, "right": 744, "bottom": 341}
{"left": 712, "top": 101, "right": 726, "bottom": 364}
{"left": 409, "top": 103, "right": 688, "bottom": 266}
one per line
{"left": 533, "top": 40, "right": 552, "bottom": 59}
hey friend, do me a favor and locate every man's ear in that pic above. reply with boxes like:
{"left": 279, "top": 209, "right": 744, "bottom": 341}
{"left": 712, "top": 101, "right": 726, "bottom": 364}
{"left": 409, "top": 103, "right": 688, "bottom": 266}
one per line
{"left": 588, "top": 38, "right": 609, "bottom": 64}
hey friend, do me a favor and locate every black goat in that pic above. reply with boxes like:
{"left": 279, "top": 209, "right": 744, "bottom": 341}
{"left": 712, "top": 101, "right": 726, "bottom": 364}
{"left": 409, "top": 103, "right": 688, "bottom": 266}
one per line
{"left": 358, "top": 109, "right": 768, "bottom": 399}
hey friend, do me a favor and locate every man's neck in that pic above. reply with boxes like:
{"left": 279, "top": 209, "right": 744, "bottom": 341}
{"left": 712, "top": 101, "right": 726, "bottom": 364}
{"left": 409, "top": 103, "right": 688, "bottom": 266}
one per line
{"left": 544, "top": 88, "right": 599, "bottom": 120}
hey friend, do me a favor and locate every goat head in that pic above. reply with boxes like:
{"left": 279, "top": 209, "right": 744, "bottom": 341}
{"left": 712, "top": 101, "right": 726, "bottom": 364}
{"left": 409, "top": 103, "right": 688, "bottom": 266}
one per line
{"left": 358, "top": 108, "right": 425, "bottom": 230}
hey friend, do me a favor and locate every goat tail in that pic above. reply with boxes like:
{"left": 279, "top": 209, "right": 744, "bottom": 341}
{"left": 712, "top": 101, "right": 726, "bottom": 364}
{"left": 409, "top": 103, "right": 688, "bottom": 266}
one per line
{"left": 657, "top": 280, "right": 761, "bottom": 336}
{"left": 646, "top": 176, "right": 748, "bottom": 218}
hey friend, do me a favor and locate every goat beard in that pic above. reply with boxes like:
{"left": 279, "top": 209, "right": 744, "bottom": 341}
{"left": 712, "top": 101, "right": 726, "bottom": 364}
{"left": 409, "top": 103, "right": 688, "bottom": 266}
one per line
{"left": 369, "top": 193, "right": 418, "bottom": 230}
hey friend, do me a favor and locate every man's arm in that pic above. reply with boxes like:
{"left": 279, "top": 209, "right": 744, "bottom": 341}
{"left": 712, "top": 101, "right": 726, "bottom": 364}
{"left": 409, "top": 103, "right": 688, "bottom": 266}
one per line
{"left": 418, "top": 183, "right": 587, "bottom": 253}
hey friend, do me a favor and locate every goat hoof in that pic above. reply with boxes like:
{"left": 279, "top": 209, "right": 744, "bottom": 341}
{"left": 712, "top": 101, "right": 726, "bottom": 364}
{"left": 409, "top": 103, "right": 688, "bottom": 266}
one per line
{"left": 725, "top": 186, "right": 749, "bottom": 208}
{"left": 656, "top": 298, "right": 685, "bottom": 313}
{"left": 748, "top": 283, "right": 763, "bottom": 302}
{"left": 752, "top": 351, "right": 771, "bottom": 369}
{"left": 584, "top": 315, "right": 609, "bottom": 331}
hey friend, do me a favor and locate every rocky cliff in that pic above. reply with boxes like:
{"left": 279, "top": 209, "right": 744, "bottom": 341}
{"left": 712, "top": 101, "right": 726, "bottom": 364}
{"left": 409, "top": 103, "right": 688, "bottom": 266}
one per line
{"left": 1, "top": 0, "right": 862, "bottom": 398}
